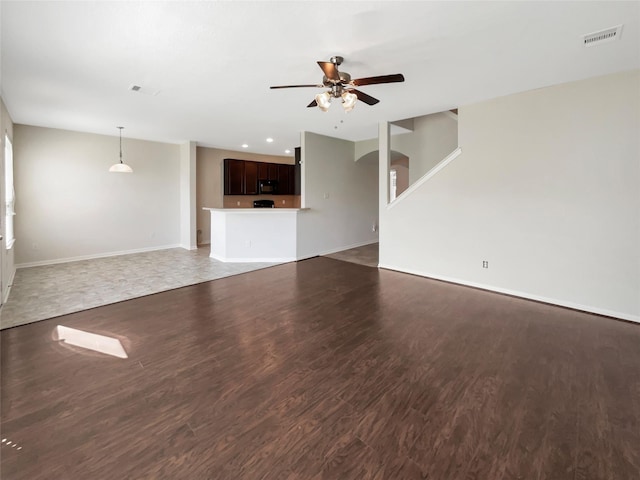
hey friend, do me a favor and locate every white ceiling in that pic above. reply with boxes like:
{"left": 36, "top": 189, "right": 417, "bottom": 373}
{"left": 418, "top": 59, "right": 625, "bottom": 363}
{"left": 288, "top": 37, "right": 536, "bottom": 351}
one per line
{"left": 2, "top": 1, "right": 639, "bottom": 157}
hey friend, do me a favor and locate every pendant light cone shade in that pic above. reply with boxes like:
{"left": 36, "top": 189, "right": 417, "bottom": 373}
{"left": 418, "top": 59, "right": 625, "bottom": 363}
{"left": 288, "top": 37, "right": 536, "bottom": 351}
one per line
{"left": 109, "top": 126, "right": 133, "bottom": 173}
{"left": 342, "top": 91, "right": 357, "bottom": 112}
{"left": 315, "top": 92, "right": 331, "bottom": 112}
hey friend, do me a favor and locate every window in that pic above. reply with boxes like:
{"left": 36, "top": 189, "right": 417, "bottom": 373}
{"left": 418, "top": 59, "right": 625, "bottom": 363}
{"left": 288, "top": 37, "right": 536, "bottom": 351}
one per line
{"left": 5, "top": 134, "right": 15, "bottom": 249}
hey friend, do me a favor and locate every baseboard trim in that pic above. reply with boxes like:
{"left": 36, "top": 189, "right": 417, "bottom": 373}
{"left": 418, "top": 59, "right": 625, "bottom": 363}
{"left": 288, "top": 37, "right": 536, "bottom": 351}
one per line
{"left": 378, "top": 263, "right": 639, "bottom": 324}
{"left": 310, "top": 239, "right": 379, "bottom": 258}
{"left": 209, "top": 253, "right": 294, "bottom": 263}
{"left": 16, "top": 244, "right": 183, "bottom": 269}
{"left": 2, "top": 267, "right": 17, "bottom": 304}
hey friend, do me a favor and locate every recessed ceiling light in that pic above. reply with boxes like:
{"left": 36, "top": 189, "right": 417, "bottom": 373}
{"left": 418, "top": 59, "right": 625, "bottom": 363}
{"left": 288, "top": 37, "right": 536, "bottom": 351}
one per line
{"left": 266, "top": 138, "right": 274, "bottom": 143}
{"left": 285, "top": 149, "right": 291, "bottom": 154}
{"left": 242, "top": 144, "right": 248, "bottom": 148}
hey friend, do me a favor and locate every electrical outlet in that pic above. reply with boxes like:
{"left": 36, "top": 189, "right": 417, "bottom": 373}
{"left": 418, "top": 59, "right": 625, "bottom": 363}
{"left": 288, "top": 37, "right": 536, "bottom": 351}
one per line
{"left": 282, "top": 199, "right": 285, "bottom": 205}
{"left": 482, "top": 260, "right": 489, "bottom": 269}
{"left": 323, "top": 192, "right": 330, "bottom": 199}
{"left": 237, "top": 201, "right": 241, "bottom": 206}
{"left": 372, "top": 224, "right": 378, "bottom": 232}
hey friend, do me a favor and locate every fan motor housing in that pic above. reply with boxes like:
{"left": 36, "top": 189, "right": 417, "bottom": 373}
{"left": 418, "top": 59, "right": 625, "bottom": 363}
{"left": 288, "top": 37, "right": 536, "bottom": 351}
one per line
{"left": 322, "top": 72, "right": 351, "bottom": 87}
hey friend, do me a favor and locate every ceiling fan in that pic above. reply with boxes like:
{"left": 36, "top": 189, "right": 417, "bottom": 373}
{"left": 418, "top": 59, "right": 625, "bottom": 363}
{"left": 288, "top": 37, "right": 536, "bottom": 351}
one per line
{"left": 270, "top": 56, "right": 405, "bottom": 112}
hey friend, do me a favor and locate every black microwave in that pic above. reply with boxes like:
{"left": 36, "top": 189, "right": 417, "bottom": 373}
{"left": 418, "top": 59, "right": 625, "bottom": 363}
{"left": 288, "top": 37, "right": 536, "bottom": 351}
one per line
{"left": 258, "top": 179, "right": 279, "bottom": 194}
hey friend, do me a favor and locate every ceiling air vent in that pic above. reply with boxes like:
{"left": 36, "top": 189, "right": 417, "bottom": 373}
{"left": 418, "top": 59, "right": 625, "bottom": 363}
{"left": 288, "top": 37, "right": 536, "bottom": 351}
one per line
{"left": 128, "top": 84, "right": 160, "bottom": 96}
{"left": 583, "top": 25, "right": 623, "bottom": 47}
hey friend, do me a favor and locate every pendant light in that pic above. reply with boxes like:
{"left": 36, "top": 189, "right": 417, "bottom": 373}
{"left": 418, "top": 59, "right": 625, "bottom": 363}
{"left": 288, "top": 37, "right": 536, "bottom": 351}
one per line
{"left": 109, "top": 126, "right": 133, "bottom": 173}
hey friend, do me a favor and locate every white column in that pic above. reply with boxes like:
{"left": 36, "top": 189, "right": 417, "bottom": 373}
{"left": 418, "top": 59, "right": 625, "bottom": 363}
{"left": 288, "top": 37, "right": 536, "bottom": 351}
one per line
{"left": 378, "top": 121, "right": 390, "bottom": 264}
{"left": 180, "top": 141, "right": 197, "bottom": 250}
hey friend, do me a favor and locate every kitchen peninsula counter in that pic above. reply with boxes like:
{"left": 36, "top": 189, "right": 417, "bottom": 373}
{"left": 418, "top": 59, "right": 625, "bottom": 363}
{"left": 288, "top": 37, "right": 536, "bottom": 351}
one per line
{"left": 203, "top": 208, "right": 308, "bottom": 262}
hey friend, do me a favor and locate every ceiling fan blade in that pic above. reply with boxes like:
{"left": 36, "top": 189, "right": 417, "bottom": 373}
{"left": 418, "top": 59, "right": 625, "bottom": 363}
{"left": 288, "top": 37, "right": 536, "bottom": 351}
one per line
{"left": 351, "top": 89, "right": 380, "bottom": 105}
{"left": 270, "top": 84, "right": 323, "bottom": 89}
{"left": 351, "top": 73, "right": 405, "bottom": 87}
{"left": 307, "top": 99, "right": 318, "bottom": 108}
{"left": 317, "top": 61, "right": 340, "bottom": 81}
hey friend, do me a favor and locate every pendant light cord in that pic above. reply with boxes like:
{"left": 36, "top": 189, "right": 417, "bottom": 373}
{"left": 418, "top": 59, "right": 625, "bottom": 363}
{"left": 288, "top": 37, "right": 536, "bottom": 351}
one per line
{"left": 118, "top": 126, "right": 124, "bottom": 164}
{"left": 109, "top": 126, "right": 132, "bottom": 172}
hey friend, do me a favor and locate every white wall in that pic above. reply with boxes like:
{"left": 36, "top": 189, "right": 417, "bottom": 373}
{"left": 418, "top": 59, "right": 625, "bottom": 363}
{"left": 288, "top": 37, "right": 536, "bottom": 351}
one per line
{"left": 1, "top": 98, "right": 15, "bottom": 303}
{"left": 390, "top": 112, "right": 458, "bottom": 184}
{"left": 14, "top": 125, "right": 182, "bottom": 266}
{"left": 355, "top": 112, "right": 457, "bottom": 200}
{"left": 297, "top": 132, "right": 378, "bottom": 259}
{"left": 380, "top": 70, "right": 640, "bottom": 322}
{"left": 354, "top": 137, "right": 378, "bottom": 162}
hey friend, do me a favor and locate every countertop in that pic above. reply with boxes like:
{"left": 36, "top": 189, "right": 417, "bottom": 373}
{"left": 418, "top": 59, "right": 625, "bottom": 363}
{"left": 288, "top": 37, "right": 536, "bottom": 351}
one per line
{"left": 203, "top": 207, "right": 309, "bottom": 212}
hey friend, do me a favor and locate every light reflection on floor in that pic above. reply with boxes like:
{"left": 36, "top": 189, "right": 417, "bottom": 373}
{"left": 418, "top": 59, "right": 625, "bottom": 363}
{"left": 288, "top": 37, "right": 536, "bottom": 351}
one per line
{"left": 2, "top": 438, "right": 23, "bottom": 451}
{"left": 55, "top": 325, "right": 128, "bottom": 359}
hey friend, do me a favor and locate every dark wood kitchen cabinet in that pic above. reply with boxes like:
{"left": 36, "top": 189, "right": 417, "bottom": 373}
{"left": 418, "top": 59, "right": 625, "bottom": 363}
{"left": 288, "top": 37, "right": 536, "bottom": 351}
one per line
{"left": 258, "top": 162, "right": 278, "bottom": 181}
{"left": 224, "top": 159, "right": 258, "bottom": 195}
{"left": 224, "top": 159, "right": 244, "bottom": 195}
{"left": 277, "top": 164, "right": 291, "bottom": 195}
{"left": 224, "top": 158, "right": 298, "bottom": 195}
{"left": 244, "top": 161, "right": 258, "bottom": 194}
{"left": 257, "top": 162, "right": 268, "bottom": 181}
{"left": 294, "top": 147, "right": 301, "bottom": 195}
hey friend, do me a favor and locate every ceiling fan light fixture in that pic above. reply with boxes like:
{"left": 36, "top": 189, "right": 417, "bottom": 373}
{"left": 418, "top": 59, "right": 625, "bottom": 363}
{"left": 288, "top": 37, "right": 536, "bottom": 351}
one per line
{"left": 271, "top": 56, "right": 403, "bottom": 111}
{"left": 342, "top": 91, "right": 357, "bottom": 112}
{"left": 109, "top": 126, "right": 133, "bottom": 173}
{"left": 315, "top": 92, "right": 331, "bottom": 112}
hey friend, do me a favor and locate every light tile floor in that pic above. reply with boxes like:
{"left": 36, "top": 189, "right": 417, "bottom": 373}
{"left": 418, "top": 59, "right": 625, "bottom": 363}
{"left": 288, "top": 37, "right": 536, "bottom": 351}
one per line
{"left": 0, "top": 244, "right": 380, "bottom": 330}
{"left": 0, "top": 247, "right": 280, "bottom": 330}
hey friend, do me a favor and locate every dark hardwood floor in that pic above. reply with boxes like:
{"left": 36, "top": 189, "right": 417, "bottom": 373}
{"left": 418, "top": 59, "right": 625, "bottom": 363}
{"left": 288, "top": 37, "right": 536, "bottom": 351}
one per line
{"left": 1, "top": 257, "right": 639, "bottom": 479}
